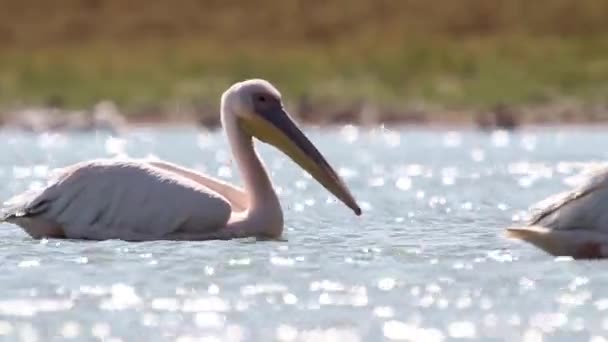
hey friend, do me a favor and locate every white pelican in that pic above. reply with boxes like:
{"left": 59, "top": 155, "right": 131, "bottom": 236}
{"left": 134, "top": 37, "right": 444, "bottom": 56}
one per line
{"left": 506, "top": 167, "right": 608, "bottom": 259}
{"left": 0, "top": 79, "right": 361, "bottom": 241}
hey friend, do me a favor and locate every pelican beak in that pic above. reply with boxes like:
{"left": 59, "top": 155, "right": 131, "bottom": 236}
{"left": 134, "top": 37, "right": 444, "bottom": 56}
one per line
{"left": 239, "top": 106, "right": 362, "bottom": 216}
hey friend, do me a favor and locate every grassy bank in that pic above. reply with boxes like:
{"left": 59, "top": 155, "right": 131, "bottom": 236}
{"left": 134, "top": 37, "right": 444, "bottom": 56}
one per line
{"left": 1, "top": 0, "right": 607, "bottom": 124}
{"left": 2, "top": 38, "right": 607, "bottom": 109}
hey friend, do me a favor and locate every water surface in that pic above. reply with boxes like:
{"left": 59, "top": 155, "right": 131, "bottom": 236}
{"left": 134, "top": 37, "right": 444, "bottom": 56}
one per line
{"left": 1, "top": 126, "right": 607, "bottom": 341}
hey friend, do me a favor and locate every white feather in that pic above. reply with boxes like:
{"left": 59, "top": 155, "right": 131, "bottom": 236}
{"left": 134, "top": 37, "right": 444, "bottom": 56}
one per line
{"left": 508, "top": 167, "right": 608, "bottom": 258}
{"left": 2, "top": 159, "right": 232, "bottom": 241}
{"left": 528, "top": 166, "right": 608, "bottom": 231}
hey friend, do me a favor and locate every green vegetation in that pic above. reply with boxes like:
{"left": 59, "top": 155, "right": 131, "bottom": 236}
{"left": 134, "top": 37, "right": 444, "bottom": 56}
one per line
{"left": 0, "top": 0, "right": 607, "bottom": 116}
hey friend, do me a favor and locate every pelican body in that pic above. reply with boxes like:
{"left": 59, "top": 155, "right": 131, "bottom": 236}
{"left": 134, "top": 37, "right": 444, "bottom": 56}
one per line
{"left": 1, "top": 79, "right": 361, "bottom": 241}
{"left": 506, "top": 167, "right": 608, "bottom": 258}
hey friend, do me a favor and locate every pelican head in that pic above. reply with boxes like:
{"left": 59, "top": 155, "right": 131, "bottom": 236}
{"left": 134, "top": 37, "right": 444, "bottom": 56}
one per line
{"left": 221, "top": 79, "right": 361, "bottom": 216}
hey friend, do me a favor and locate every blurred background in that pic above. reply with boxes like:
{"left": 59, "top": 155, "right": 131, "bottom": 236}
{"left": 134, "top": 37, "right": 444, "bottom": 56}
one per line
{"left": 1, "top": 0, "right": 607, "bottom": 130}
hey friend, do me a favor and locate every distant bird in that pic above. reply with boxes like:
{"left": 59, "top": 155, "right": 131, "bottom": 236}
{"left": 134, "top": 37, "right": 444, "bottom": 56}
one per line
{"left": 506, "top": 167, "right": 608, "bottom": 258}
{"left": 475, "top": 104, "right": 520, "bottom": 132}
{"left": 1, "top": 79, "right": 361, "bottom": 241}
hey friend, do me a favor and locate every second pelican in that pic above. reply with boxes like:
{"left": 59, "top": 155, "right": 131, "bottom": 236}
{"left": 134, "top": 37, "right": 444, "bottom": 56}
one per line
{"left": 1, "top": 79, "right": 361, "bottom": 241}
{"left": 506, "top": 167, "right": 608, "bottom": 258}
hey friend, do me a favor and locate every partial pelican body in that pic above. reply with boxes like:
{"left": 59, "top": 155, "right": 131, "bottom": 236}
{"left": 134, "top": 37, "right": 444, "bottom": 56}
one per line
{"left": 1, "top": 79, "right": 361, "bottom": 241}
{"left": 506, "top": 167, "right": 608, "bottom": 258}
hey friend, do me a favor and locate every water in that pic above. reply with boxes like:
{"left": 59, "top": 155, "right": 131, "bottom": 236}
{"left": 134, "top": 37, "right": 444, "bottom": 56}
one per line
{"left": 1, "top": 125, "right": 608, "bottom": 342}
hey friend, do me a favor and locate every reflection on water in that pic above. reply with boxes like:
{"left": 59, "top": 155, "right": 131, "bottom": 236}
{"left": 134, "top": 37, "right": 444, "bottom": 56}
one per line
{"left": 1, "top": 125, "right": 608, "bottom": 341}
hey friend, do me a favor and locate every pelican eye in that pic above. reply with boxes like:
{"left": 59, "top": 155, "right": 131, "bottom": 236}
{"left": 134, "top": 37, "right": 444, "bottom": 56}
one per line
{"left": 252, "top": 93, "right": 280, "bottom": 114}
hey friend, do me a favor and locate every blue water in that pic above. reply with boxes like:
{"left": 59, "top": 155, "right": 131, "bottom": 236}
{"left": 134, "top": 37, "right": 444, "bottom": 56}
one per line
{"left": 1, "top": 125, "right": 608, "bottom": 341}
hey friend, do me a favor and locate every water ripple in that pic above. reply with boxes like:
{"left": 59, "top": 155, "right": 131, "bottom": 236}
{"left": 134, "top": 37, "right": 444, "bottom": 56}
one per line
{"left": 1, "top": 127, "right": 608, "bottom": 341}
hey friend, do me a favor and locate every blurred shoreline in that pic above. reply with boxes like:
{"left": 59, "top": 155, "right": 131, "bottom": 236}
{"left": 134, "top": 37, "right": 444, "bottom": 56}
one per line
{"left": 2, "top": 98, "right": 607, "bottom": 133}
{"left": 1, "top": 0, "right": 607, "bottom": 132}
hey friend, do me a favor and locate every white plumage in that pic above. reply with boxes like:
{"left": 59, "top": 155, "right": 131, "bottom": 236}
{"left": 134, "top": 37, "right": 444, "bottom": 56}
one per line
{"left": 506, "top": 167, "right": 608, "bottom": 258}
{"left": 3, "top": 159, "right": 232, "bottom": 241}
{"left": 1, "top": 79, "right": 361, "bottom": 241}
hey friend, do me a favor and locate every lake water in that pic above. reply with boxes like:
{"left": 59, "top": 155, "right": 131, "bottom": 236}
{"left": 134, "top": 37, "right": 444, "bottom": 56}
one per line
{"left": 1, "top": 125, "right": 608, "bottom": 342}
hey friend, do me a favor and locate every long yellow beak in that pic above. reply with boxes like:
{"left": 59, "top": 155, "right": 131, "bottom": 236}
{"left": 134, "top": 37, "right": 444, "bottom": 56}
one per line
{"left": 240, "top": 107, "right": 362, "bottom": 216}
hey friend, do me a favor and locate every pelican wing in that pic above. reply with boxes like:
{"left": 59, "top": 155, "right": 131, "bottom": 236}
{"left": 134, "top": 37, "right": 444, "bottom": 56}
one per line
{"left": 1, "top": 188, "right": 45, "bottom": 220}
{"left": 2, "top": 159, "right": 232, "bottom": 241}
{"left": 140, "top": 159, "right": 248, "bottom": 212}
{"left": 528, "top": 167, "right": 608, "bottom": 231}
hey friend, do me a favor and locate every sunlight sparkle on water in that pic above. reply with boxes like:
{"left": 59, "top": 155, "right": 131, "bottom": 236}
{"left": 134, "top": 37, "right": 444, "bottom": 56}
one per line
{"left": 0, "top": 127, "right": 607, "bottom": 340}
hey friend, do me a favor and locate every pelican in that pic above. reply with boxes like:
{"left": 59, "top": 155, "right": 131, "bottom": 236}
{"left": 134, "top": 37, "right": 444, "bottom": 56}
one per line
{"left": 0, "top": 79, "right": 361, "bottom": 241}
{"left": 506, "top": 167, "right": 608, "bottom": 258}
